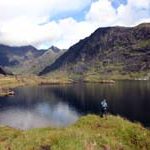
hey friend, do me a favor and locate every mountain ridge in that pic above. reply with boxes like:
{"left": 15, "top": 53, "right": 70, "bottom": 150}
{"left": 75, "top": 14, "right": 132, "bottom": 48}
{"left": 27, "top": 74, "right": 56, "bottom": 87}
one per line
{"left": 39, "top": 23, "right": 150, "bottom": 79}
{"left": 0, "top": 44, "right": 65, "bottom": 75}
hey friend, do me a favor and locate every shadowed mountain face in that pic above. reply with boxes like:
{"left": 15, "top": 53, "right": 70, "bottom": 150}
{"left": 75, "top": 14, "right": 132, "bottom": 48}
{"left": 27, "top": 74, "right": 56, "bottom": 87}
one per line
{"left": 0, "top": 45, "right": 64, "bottom": 75}
{"left": 39, "top": 23, "right": 150, "bottom": 77}
{"left": 0, "top": 45, "right": 41, "bottom": 66}
{"left": 0, "top": 67, "right": 7, "bottom": 75}
{"left": 0, "top": 65, "right": 13, "bottom": 75}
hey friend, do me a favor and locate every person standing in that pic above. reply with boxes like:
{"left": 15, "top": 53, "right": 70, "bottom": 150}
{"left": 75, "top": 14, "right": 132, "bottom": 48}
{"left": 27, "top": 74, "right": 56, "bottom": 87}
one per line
{"left": 100, "top": 99, "right": 108, "bottom": 118}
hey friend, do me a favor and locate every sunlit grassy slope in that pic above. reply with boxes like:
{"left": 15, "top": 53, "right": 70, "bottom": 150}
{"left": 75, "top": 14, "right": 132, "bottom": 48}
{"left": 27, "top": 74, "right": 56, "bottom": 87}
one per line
{"left": 0, "top": 115, "right": 149, "bottom": 150}
{"left": 0, "top": 75, "right": 72, "bottom": 88}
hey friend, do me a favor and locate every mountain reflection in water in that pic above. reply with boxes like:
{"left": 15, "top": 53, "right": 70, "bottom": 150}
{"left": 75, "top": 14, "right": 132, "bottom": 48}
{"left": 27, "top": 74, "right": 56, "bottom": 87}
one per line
{"left": 0, "top": 81, "right": 150, "bottom": 129}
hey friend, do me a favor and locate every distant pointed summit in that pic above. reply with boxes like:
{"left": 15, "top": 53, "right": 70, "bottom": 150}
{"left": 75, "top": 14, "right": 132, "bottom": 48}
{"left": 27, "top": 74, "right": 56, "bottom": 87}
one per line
{"left": 49, "top": 46, "right": 61, "bottom": 53}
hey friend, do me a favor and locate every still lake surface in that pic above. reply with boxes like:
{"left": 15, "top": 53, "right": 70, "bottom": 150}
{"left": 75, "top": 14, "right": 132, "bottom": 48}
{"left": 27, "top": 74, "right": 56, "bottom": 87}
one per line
{"left": 0, "top": 81, "right": 150, "bottom": 130}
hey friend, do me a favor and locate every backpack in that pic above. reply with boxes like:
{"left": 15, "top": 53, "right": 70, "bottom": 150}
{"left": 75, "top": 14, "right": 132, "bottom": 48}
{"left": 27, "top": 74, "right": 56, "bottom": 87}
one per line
{"left": 101, "top": 100, "right": 108, "bottom": 109}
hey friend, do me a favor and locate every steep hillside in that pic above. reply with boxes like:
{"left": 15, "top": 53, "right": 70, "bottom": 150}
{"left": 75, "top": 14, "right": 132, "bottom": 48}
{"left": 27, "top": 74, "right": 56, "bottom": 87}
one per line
{"left": 0, "top": 45, "right": 65, "bottom": 75}
{"left": 40, "top": 23, "right": 150, "bottom": 80}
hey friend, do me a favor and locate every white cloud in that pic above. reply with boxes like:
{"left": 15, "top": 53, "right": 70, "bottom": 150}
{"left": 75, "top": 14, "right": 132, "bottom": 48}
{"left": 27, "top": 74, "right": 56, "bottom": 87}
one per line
{"left": 52, "top": 18, "right": 95, "bottom": 49}
{"left": 116, "top": 0, "right": 150, "bottom": 26}
{"left": 0, "top": 0, "right": 91, "bottom": 22}
{"left": 86, "top": 0, "right": 150, "bottom": 27}
{"left": 0, "top": 0, "right": 91, "bottom": 48}
{"left": 0, "top": 17, "right": 61, "bottom": 47}
{"left": 86, "top": 0, "right": 117, "bottom": 27}
{"left": 0, "top": 0, "right": 149, "bottom": 49}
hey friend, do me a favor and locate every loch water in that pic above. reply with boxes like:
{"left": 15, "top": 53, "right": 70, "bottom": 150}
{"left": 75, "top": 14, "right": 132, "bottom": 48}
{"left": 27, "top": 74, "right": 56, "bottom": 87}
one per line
{"left": 0, "top": 81, "right": 150, "bottom": 129}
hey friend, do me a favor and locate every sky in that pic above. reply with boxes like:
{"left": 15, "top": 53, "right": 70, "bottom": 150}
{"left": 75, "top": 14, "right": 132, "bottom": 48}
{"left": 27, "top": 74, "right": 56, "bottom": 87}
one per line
{"left": 0, "top": 0, "right": 149, "bottom": 49}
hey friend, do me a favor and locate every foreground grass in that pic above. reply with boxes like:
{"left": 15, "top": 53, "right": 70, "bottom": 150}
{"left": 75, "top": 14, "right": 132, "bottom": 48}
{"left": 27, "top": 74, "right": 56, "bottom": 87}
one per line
{"left": 0, "top": 115, "right": 149, "bottom": 150}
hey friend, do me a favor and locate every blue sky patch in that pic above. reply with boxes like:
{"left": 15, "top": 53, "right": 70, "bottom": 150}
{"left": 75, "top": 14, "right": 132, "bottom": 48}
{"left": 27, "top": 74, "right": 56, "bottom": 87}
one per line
{"left": 112, "top": 0, "right": 127, "bottom": 8}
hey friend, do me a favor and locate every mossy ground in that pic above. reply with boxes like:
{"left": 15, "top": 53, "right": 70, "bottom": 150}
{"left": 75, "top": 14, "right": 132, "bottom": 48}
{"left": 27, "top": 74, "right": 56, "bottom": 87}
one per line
{"left": 0, "top": 115, "right": 149, "bottom": 150}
